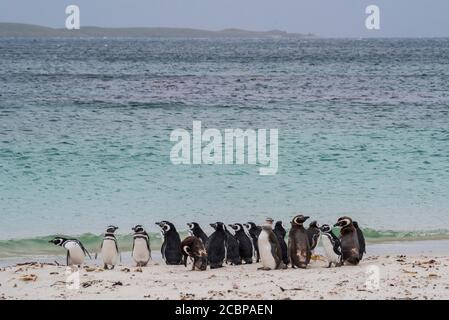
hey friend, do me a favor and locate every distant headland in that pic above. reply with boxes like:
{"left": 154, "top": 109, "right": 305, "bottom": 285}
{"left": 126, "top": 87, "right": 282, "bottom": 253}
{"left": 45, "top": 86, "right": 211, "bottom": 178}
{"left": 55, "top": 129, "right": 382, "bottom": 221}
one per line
{"left": 0, "top": 23, "right": 315, "bottom": 38}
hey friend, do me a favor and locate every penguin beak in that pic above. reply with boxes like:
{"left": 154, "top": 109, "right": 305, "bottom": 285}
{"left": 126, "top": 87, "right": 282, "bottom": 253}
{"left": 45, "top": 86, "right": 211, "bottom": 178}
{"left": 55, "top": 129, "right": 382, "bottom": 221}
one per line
{"left": 304, "top": 216, "right": 310, "bottom": 220}
{"left": 333, "top": 222, "right": 341, "bottom": 227}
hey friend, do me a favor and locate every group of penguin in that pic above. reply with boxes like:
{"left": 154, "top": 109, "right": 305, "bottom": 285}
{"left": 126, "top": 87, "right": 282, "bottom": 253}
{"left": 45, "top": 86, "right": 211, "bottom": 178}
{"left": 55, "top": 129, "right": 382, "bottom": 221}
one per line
{"left": 48, "top": 215, "right": 366, "bottom": 271}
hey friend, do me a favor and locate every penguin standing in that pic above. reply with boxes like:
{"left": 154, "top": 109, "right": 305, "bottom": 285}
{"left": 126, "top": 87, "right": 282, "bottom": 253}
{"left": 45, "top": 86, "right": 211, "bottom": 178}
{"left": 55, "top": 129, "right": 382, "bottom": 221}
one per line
{"left": 181, "top": 236, "right": 208, "bottom": 271}
{"left": 187, "top": 222, "right": 208, "bottom": 244}
{"left": 205, "top": 222, "right": 226, "bottom": 269}
{"left": 49, "top": 237, "right": 91, "bottom": 266}
{"left": 244, "top": 222, "right": 262, "bottom": 262}
{"left": 334, "top": 216, "right": 360, "bottom": 265}
{"left": 156, "top": 221, "right": 183, "bottom": 265}
{"left": 307, "top": 220, "right": 321, "bottom": 253}
{"left": 353, "top": 221, "right": 366, "bottom": 260}
{"left": 224, "top": 225, "right": 242, "bottom": 265}
{"left": 229, "top": 223, "right": 253, "bottom": 264}
{"left": 131, "top": 225, "right": 151, "bottom": 267}
{"left": 288, "top": 214, "right": 311, "bottom": 269}
{"left": 273, "top": 221, "right": 289, "bottom": 265}
{"left": 257, "top": 220, "right": 286, "bottom": 270}
{"left": 100, "top": 225, "right": 120, "bottom": 270}
{"left": 319, "top": 224, "right": 342, "bottom": 267}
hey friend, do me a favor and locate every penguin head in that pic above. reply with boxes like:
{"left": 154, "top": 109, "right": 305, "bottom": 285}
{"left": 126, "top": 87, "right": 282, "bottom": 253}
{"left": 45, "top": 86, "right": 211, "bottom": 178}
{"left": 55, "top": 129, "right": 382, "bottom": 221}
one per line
{"left": 210, "top": 222, "right": 224, "bottom": 231}
{"left": 132, "top": 225, "right": 145, "bottom": 233}
{"left": 265, "top": 217, "right": 274, "bottom": 225}
{"left": 275, "top": 221, "right": 284, "bottom": 228}
{"left": 156, "top": 221, "right": 175, "bottom": 234}
{"left": 244, "top": 222, "right": 256, "bottom": 230}
{"left": 187, "top": 222, "right": 199, "bottom": 230}
{"left": 48, "top": 237, "right": 66, "bottom": 246}
{"left": 106, "top": 225, "right": 118, "bottom": 233}
{"left": 229, "top": 223, "right": 243, "bottom": 232}
{"left": 320, "top": 224, "right": 332, "bottom": 233}
{"left": 291, "top": 214, "right": 310, "bottom": 226}
{"left": 309, "top": 220, "right": 320, "bottom": 229}
{"left": 334, "top": 216, "right": 353, "bottom": 228}
{"left": 131, "top": 224, "right": 145, "bottom": 233}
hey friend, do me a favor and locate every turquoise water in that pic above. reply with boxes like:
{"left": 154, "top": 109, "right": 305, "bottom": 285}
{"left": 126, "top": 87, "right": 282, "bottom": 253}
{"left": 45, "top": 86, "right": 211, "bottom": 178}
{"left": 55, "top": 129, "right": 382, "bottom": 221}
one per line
{"left": 1, "top": 38, "right": 449, "bottom": 254}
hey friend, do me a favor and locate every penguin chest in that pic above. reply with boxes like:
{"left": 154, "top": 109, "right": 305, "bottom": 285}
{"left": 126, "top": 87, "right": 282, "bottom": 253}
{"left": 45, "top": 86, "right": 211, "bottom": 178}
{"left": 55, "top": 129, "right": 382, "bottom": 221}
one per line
{"left": 321, "top": 235, "right": 339, "bottom": 263}
{"left": 67, "top": 246, "right": 85, "bottom": 265}
{"left": 102, "top": 240, "right": 118, "bottom": 265}
{"left": 133, "top": 238, "right": 150, "bottom": 262}
{"left": 258, "top": 231, "right": 277, "bottom": 269}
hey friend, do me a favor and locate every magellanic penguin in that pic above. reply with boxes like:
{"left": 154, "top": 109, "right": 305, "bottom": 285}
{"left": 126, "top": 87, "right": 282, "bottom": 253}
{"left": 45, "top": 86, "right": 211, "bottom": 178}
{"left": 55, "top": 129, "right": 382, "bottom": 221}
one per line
{"left": 288, "top": 214, "right": 311, "bottom": 269}
{"left": 205, "top": 222, "right": 226, "bottom": 269}
{"left": 353, "top": 221, "right": 366, "bottom": 260}
{"left": 49, "top": 237, "right": 91, "bottom": 266}
{"left": 307, "top": 220, "right": 321, "bottom": 252}
{"left": 224, "top": 225, "right": 242, "bottom": 265}
{"left": 181, "top": 236, "right": 208, "bottom": 271}
{"left": 319, "top": 224, "right": 342, "bottom": 268}
{"left": 100, "top": 225, "right": 120, "bottom": 270}
{"left": 273, "top": 221, "right": 289, "bottom": 265}
{"left": 155, "top": 221, "right": 183, "bottom": 265}
{"left": 334, "top": 216, "right": 360, "bottom": 265}
{"left": 229, "top": 223, "right": 253, "bottom": 264}
{"left": 187, "top": 222, "right": 208, "bottom": 244}
{"left": 243, "top": 222, "right": 262, "bottom": 262}
{"left": 131, "top": 225, "right": 151, "bottom": 267}
{"left": 257, "top": 219, "right": 286, "bottom": 270}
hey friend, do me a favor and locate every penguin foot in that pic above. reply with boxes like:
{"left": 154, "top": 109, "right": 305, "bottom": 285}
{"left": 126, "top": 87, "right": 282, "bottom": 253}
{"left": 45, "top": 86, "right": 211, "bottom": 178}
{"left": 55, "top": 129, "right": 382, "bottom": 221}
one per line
{"left": 257, "top": 267, "right": 271, "bottom": 271}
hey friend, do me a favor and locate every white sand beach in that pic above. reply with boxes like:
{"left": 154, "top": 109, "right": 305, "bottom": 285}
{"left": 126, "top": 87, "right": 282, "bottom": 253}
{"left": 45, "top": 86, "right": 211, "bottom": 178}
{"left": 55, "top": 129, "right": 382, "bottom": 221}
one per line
{"left": 1, "top": 240, "right": 449, "bottom": 300}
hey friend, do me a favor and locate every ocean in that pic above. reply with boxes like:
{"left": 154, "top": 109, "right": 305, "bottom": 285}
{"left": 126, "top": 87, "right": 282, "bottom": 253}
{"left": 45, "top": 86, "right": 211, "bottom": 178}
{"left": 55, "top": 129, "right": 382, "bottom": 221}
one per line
{"left": 1, "top": 38, "right": 449, "bottom": 257}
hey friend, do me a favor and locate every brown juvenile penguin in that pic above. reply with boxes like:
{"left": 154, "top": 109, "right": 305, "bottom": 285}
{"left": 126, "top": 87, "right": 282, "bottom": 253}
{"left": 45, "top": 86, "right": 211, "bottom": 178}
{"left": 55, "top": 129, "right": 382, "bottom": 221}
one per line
{"left": 288, "top": 214, "right": 311, "bottom": 269}
{"left": 180, "top": 236, "right": 208, "bottom": 271}
{"left": 334, "top": 216, "right": 360, "bottom": 265}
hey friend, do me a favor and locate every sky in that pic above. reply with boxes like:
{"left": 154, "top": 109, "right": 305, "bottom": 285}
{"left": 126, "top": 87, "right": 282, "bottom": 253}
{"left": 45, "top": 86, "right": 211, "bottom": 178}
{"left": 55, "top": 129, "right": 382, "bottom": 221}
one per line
{"left": 0, "top": 0, "right": 448, "bottom": 37}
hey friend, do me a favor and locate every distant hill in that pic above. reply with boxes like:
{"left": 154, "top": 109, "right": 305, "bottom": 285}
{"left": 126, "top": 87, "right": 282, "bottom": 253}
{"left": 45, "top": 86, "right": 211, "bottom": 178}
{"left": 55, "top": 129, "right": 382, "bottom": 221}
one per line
{"left": 0, "top": 23, "right": 315, "bottom": 38}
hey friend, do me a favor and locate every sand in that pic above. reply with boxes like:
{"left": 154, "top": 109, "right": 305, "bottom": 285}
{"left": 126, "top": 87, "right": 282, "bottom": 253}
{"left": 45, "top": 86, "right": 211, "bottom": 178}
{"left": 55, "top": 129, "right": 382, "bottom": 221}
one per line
{"left": 1, "top": 251, "right": 449, "bottom": 300}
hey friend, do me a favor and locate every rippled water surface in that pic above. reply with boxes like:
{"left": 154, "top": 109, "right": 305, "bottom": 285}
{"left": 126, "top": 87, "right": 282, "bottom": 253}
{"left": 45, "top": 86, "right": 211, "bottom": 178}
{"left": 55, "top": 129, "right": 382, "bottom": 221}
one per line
{"left": 1, "top": 38, "right": 449, "bottom": 241}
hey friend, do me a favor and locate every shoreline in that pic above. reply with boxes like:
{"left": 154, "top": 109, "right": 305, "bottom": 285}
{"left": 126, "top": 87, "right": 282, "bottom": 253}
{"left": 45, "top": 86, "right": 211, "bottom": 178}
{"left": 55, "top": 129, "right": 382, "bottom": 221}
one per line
{"left": 2, "top": 239, "right": 449, "bottom": 268}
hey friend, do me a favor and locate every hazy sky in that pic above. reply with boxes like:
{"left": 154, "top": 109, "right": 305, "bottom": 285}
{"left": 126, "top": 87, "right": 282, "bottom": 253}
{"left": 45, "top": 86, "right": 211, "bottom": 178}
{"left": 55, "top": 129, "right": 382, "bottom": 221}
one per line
{"left": 0, "top": 0, "right": 448, "bottom": 37}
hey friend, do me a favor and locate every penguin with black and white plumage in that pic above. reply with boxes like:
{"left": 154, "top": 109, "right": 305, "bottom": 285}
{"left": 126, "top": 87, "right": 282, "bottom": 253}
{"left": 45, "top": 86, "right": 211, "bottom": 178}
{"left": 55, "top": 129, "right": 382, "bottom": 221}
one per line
{"left": 131, "top": 225, "right": 151, "bottom": 267}
{"left": 319, "top": 224, "right": 342, "bottom": 268}
{"left": 100, "top": 225, "right": 120, "bottom": 270}
{"left": 273, "top": 220, "right": 289, "bottom": 265}
{"left": 243, "top": 222, "right": 262, "bottom": 262}
{"left": 229, "top": 223, "right": 253, "bottom": 264}
{"left": 205, "top": 222, "right": 226, "bottom": 269}
{"left": 353, "top": 221, "right": 366, "bottom": 260}
{"left": 288, "top": 214, "right": 311, "bottom": 269}
{"left": 307, "top": 220, "right": 321, "bottom": 253}
{"left": 257, "top": 219, "right": 286, "bottom": 270}
{"left": 224, "top": 225, "right": 242, "bottom": 265}
{"left": 187, "top": 222, "right": 208, "bottom": 245}
{"left": 334, "top": 216, "right": 360, "bottom": 265}
{"left": 49, "top": 237, "right": 91, "bottom": 266}
{"left": 155, "top": 221, "right": 183, "bottom": 265}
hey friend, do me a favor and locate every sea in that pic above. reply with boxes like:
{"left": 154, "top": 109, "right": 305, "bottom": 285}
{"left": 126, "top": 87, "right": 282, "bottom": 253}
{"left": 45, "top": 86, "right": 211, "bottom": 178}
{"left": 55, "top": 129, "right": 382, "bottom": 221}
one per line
{"left": 1, "top": 37, "right": 449, "bottom": 258}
